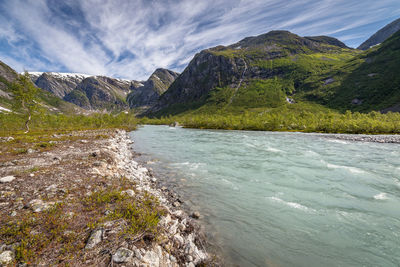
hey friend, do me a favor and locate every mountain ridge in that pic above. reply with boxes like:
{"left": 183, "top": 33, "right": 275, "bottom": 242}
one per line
{"left": 358, "top": 18, "right": 400, "bottom": 50}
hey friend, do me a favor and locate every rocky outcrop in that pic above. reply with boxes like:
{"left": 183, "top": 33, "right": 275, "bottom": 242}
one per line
{"left": 358, "top": 18, "right": 400, "bottom": 50}
{"left": 0, "top": 60, "right": 18, "bottom": 102}
{"left": 127, "top": 68, "right": 179, "bottom": 109}
{"left": 33, "top": 72, "right": 90, "bottom": 98}
{"left": 65, "top": 76, "right": 131, "bottom": 110}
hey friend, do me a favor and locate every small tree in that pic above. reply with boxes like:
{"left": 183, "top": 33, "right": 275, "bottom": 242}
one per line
{"left": 11, "top": 72, "right": 39, "bottom": 133}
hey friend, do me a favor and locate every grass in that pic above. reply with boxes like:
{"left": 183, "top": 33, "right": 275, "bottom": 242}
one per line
{"left": 0, "top": 181, "right": 163, "bottom": 265}
{"left": 0, "top": 112, "right": 138, "bottom": 135}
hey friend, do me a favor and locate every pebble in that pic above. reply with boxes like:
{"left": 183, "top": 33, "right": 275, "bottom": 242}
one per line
{"left": 191, "top": 211, "right": 201, "bottom": 219}
{"left": 0, "top": 176, "right": 15, "bottom": 183}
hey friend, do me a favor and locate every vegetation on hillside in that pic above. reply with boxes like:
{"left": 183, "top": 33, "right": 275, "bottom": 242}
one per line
{"left": 142, "top": 102, "right": 400, "bottom": 134}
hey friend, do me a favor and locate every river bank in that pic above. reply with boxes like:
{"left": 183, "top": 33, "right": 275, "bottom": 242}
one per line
{"left": 0, "top": 129, "right": 211, "bottom": 266}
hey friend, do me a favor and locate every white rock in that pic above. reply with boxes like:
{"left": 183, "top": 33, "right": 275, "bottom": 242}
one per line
{"left": 112, "top": 247, "right": 134, "bottom": 263}
{"left": 121, "top": 189, "right": 135, "bottom": 197}
{"left": 28, "top": 199, "right": 51, "bottom": 213}
{"left": 0, "top": 250, "right": 14, "bottom": 265}
{"left": 0, "top": 176, "right": 15, "bottom": 183}
{"left": 6, "top": 137, "right": 14, "bottom": 142}
{"left": 173, "top": 234, "right": 184, "bottom": 247}
{"left": 142, "top": 250, "right": 160, "bottom": 266}
{"left": 85, "top": 229, "right": 103, "bottom": 249}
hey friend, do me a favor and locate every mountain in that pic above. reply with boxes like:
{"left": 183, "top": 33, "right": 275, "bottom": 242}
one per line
{"left": 127, "top": 68, "right": 179, "bottom": 110}
{"left": 302, "top": 29, "right": 400, "bottom": 112}
{"left": 30, "top": 72, "right": 91, "bottom": 98}
{"left": 0, "top": 61, "right": 18, "bottom": 111}
{"left": 358, "top": 18, "right": 400, "bottom": 50}
{"left": 0, "top": 61, "right": 83, "bottom": 114}
{"left": 31, "top": 72, "right": 133, "bottom": 111}
{"left": 149, "top": 30, "right": 355, "bottom": 115}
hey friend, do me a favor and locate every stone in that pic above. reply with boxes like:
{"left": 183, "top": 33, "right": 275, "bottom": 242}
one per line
{"left": 324, "top": 77, "right": 334, "bottom": 85}
{"left": 45, "top": 184, "right": 57, "bottom": 191}
{"left": 142, "top": 250, "right": 159, "bottom": 266}
{"left": 191, "top": 211, "right": 201, "bottom": 219}
{"left": 173, "top": 234, "right": 184, "bottom": 247}
{"left": 133, "top": 247, "right": 143, "bottom": 260}
{"left": 0, "top": 250, "right": 14, "bottom": 265}
{"left": 27, "top": 148, "right": 35, "bottom": 154}
{"left": 187, "top": 262, "right": 195, "bottom": 267}
{"left": 0, "top": 176, "right": 15, "bottom": 183}
{"left": 112, "top": 247, "right": 134, "bottom": 263}
{"left": 173, "top": 201, "right": 181, "bottom": 207}
{"left": 28, "top": 199, "right": 51, "bottom": 213}
{"left": 10, "top": 211, "right": 17, "bottom": 217}
{"left": 85, "top": 228, "right": 103, "bottom": 249}
{"left": 121, "top": 189, "right": 135, "bottom": 197}
{"left": 81, "top": 140, "right": 88, "bottom": 144}
{"left": 6, "top": 137, "right": 14, "bottom": 142}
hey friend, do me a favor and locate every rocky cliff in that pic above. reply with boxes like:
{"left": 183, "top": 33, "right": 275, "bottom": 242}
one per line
{"left": 358, "top": 18, "right": 400, "bottom": 50}
{"left": 127, "top": 68, "right": 179, "bottom": 109}
{"left": 31, "top": 72, "right": 133, "bottom": 111}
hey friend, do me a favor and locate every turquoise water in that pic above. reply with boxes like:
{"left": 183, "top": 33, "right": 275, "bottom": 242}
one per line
{"left": 130, "top": 125, "right": 400, "bottom": 267}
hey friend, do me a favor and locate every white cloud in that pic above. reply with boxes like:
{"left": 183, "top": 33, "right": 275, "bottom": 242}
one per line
{"left": 1, "top": 0, "right": 400, "bottom": 80}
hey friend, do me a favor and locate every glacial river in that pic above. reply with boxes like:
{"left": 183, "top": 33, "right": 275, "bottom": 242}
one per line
{"left": 130, "top": 125, "right": 400, "bottom": 267}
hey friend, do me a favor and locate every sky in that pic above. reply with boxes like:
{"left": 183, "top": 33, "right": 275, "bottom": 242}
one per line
{"left": 0, "top": 0, "right": 399, "bottom": 80}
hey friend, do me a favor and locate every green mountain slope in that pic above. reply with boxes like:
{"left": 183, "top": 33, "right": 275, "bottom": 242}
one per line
{"left": 300, "top": 30, "right": 400, "bottom": 112}
{"left": 149, "top": 30, "right": 357, "bottom": 116}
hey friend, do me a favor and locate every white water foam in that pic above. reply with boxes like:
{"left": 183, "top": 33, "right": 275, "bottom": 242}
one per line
{"left": 268, "top": 196, "right": 316, "bottom": 212}
{"left": 327, "top": 139, "right": 349, "bottom": 144}
{"left": 171, "top": 162, "right": 204, "bottom": 170}
{"left": 322, "top": 160, "right": 365, "bottom": 174}
{"left": 266, "top": 147, "right": 283, "bottom": 153}
{"left": 373, "top": 192, "right": 388, "bottom": 200}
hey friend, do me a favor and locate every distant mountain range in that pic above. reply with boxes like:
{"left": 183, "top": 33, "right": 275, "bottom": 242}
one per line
{"left": 1, "top": 17, "right": 399, "bottom": 115}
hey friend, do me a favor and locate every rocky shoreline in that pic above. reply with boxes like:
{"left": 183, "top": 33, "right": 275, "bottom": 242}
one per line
{"left": 0, "top": 129, "right": 212, "bottom": 266}
{"left": 315, "top": 133, "right": 400, "bottom": 144}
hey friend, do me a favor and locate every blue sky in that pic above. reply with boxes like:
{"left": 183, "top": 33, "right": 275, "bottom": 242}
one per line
{"left": 0, "top": 0, "right": 399, "bottom": 80}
